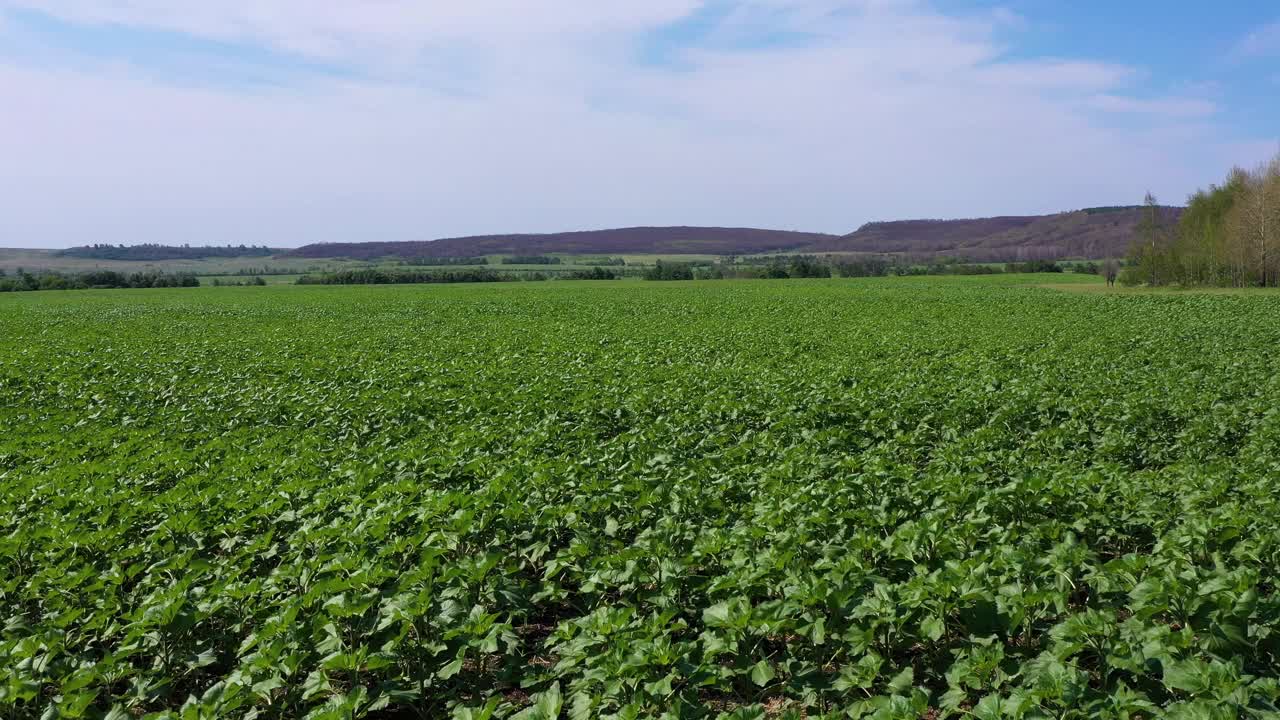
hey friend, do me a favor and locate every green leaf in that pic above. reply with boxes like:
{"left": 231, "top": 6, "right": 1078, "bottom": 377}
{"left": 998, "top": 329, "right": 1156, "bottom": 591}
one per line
{"left": 703, "top": 601, "right": 733, "bottom": 627}
{"left": 453, "top": 697, "right": 500, "bottom": 720}
{"left": 1164, "top": 700, "right": 1234, "bottom": 720}
{"left": 921, "top": 615, "right": 945, "bottom": 641}
{"left": 971, "top": 694, "right": 1004, "bottom": 720}
{"left": 887, "top": 666, "right": 914, "bottom": 694}
{"left": 809, "top": 616, "right": 826, "bottom": 645}
{"left": 58, "top": 690, "right": 99, "bottom": 718}
{"left": 301, "top": 671, "right": 331, "bottom": 701}
{"left": 536, "top": 681, "right": 564, "bottom": 718}
{"left": 512, "top": 682, "right": 563, "bottom": 720}
{"left": 438, "top": 654, "right": 465, "bottom": 680}
{"left": 750, "top": 660, "right": 776, "bottom": 687}
{"left": 644, "top": 674, "right": 674, "bottom": 697}
{"left": 1164, "top": 659, "right": 1210, "bottom": 694}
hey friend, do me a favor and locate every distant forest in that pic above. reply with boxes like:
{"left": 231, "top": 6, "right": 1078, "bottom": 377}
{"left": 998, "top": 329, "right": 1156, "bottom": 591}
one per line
{"left": 1127, "top": 151, "right": 1280, "bottom": 287}
{"left": 0, "top": 269, "right": 200, "bottom": 292}
{"left": 645, "top": 256, "right": 1090, "bottom": 281}
{"left": 59, "top": 244, "right": 277, "bottom": 261}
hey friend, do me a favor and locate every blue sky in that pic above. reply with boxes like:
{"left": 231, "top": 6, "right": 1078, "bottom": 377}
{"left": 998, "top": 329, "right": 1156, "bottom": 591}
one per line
{"left": 0, "top": 1, "right": 1277, "bottom": 248}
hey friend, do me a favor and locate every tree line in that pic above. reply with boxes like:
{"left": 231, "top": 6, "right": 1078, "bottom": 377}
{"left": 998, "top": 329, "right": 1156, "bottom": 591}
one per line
{"left": 563, "top": 267, "right": 619, "bottom": 280}
{"left": 404, "top": 256, "right": 489, "bottom": 266}
{"left": 0, "top": 269, "right": 200, "bottom": 292}
{"left": 1127, "top": 151, "right": 1280, "bottom": 287}
{"left": 642, "top": 256, "right": 1096, "bottom": 281}
{"left": 501, "top": 255, "right": 562, "bottom": 265}
{"left": 211, "top": 277, "right": 268, "bottom": 287}
{"left": 296, "top": 269, "right": 521, "bottom": 285}
{"left": 57, "top": 244, "right": 275, "bottom": 261}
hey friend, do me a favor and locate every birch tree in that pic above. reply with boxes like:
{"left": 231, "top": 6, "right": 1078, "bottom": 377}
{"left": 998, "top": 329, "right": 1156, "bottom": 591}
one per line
{"left": 1229, "top": 155, "right": 1280, "bottom": 287}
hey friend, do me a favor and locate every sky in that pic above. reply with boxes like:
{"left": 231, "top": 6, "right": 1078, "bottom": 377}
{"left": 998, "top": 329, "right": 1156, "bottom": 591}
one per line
{"left": 1, "top": 1, "right": 1278, "bottom": 249}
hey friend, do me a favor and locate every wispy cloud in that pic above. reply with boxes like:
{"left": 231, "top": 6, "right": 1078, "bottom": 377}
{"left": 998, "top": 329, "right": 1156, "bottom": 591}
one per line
{"left": 0, "top": 1, "right": 1256, "bottom": 247}
{"left": 0, "top": 1, "right": 704, "bottom": 67}
{"left": 1235, "top": 20, "right": 1280, "bottom": 58}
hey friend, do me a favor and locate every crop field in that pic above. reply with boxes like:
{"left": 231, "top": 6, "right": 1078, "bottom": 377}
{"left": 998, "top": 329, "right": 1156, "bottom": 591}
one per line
{"left": 3, "top": 276, "right": 1280, "bottom": 719}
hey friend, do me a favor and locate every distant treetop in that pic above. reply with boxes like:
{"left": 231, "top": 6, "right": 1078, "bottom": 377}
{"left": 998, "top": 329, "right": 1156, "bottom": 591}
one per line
{"left": 1082, "top": 206, "right": 1143, "bottom": 215}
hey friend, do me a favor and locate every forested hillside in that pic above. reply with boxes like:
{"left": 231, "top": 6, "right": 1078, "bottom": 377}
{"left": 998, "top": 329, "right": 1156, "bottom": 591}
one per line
{"left": 283, "top": 227, "right": 835, "bottom": 259}
{"left": 820, "top": 207, "right": 1181, "bottom": 261}
{"left": 284, "top": 211, "right": 1171, "bottom": 262}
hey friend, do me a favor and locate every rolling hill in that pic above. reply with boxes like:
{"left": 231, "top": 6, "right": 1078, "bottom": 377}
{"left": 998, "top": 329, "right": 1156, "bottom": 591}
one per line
{"left": 817, "top": 206, "right": 1184, "bottom": 261}
{"left": 282, "top": 227, "right": 836, "bottom": 260}
{"left": 283, "top": 207, "right": 1180, "bottom": 262}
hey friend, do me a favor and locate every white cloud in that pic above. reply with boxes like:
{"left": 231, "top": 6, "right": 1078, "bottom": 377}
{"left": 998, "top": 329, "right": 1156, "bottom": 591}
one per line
{"left": 972, "top": 61, "right": 1134, "bottom": 91}
{"left": 0, "top": 0, "right": 1257, "bottom": 247}
{"left": 1087, "top": 94, "right": 1217, "bottom": 118}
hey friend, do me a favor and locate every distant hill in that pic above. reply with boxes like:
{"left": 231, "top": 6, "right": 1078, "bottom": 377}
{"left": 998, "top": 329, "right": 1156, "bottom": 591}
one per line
{"left": 282, "top": 208, "right": 1180, "bottom": 262}
{"left": 815, "top": 206, "right": 1184, "bottom": 261}
{"left": 283, "top": 227, "right": 836, "bottom": 260}
{"left": 60, "top": 244, "right": 278, "bottom": 261}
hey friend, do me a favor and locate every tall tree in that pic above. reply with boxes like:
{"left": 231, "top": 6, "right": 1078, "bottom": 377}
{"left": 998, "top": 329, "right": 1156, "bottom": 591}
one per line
{"left": 1129, "top": 191, "right": 1167, "bottom": 286}
{"left": 1174, "top": 168, "right": 1246, "bottom": 286}
{"left": 1228, "top": 155, "right": 1280, "bottom": 287}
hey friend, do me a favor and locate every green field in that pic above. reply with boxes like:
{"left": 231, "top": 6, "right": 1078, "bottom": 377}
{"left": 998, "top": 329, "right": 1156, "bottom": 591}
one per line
{"left": 3, "top": 276, "right": 1280, "bottom": 718}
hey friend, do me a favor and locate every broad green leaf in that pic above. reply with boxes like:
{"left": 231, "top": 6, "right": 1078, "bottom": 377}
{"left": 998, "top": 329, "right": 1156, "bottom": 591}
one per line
{"left": 749, "top": 660, "right": 775, "bottom": 687}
